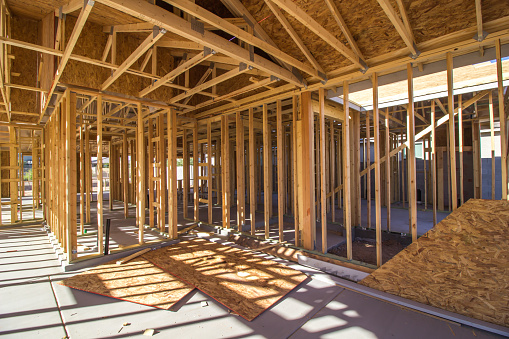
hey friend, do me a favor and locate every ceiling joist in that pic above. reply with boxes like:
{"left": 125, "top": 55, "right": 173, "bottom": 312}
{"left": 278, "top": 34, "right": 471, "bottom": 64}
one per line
{"left": 269, "top": 0, "right": 368, "bottom": 72}
{"left": 96, "top": 0, "right": 305, "bottom": 87}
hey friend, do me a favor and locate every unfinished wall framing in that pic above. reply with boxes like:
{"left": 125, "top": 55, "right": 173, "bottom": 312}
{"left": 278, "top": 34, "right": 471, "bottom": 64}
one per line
{"left": 0, "top": 0, "right": 506, "bottom": 277}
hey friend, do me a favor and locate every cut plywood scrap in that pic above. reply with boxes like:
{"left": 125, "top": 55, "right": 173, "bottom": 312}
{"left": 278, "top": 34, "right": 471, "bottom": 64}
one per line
{"left": 59, "top": 257, "right": 194, "bottom": 309}
{"left": 143, "top": 238, "right": 308, "bottom": 321}
{"left": 360, "top": 199, "right": 509, "bottom": 328}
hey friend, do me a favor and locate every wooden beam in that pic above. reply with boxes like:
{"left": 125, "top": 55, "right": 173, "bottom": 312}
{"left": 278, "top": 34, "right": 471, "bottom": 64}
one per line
{"left": 322, "top": 0, "right": 364, "bottom": 60}
{"left": 41, "top": 1, "right": 94, "bottom": 121}
{"left": 158, "top": 112, "right": 166, "bottom": 232}
{"left": 343, "top": 82, "right": 352, "bottom": 260}
{"left": 376, "top": 0, "right": 419, "bottom": 57}
{"left": 447, "top": 52, "right": 457, "bottom": 210}
{"left": 123, "top": 132, "right": 129, "bottom": 217}
{"left": 97, "top": 95, "right": 104, "bottom": 254}
{"left": 277, "top": 100, "right": 285, "bottom": 242}
{"left": 263, "top": 0, "right": 325, "bottom": 75}
{"left": 136, "top": 102, "right": 146, "bottom": 243}
{"left": 194, "top": 121, "right": 199, "bottom": 222}
{"left": 292, "top": 96, "right": 299, "bottom": 246}
{"left": 96, "top": 0, "right": 303, "bottom": 86}
{"left": 249, "top": 107, "right": 256, "bottom": 236}
{"left": 359, "top": 90, "right": 491, "bottom": 179}
{"left": 168, "top": 109, "right": 178, "bottom": 238}
{"left": 474, "top": 0, "right": 487, "bottom": 41}
{"left": 235, "top": 112, "right": 245, "bottom": 227}
{"left": 65, "top": 90, "right": 78, "bottom": 261}
{"left": 139, "top": 50, "right": 211, "bottom": 97}
{"left": 372, "top": 74, "right": 382, "bottom": 267}
{"left": 428, "top": 102, "right": 436, "bottom": 227}
{"left": 182, "top": 66, "right": 213, "bottom": 105}
{"left": 263, "top": 104, "right": 270, "bottom": 239}
{"left": 270, "top": 0, "right": 366, "bottom": 70}
{"left": 188, "top": 76, "right": 279, "bottom": 114}
{"left": 489, "top": 91, "right": 496, "bottom": 200}
{"left": 496, "top": 40, "right": 507, "bottom": 200}
{"left": 407, "top": 64, "right": 417, "bottom": 242}
{"left": 458, "top": 95, "right": 464, "bottom": 206}
{"left": 384, "top": 109, "right": 391, "bottom": 231}
{"left": 221, "top": 116, "right": 230, "bottom": 227}
{"left": 165, "top": 0, "right": 320, "bottom": 79}
{"left": 170, "top": 66, "right": 249, "bottom": 104}
{"left": 319, "top": 88, "right": 327, "bottom": 253}
{"left": 102, "top": 28, "right": 166, "bottom": 91}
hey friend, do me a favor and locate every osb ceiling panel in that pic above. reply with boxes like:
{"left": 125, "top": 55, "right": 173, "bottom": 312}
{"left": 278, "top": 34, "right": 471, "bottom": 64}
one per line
{"left": 241, "top": 0, "right": 404, "bottom": 74}
{"left": 241, "top": 0, "right": 509, "bottom": 75}
{"left": 6, "top": 0, "right": 142, "bottom": 26}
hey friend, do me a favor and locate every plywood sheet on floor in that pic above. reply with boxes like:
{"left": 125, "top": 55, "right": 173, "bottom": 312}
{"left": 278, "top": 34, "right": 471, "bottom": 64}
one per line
{"left": 143, "top": 238, "right": 308, "bottom": 321}
{"left": 360, "top": 199, "right": 509, "bottom": 327}
{"left": 59, "top": 257, "right": 194, "bottom": 309}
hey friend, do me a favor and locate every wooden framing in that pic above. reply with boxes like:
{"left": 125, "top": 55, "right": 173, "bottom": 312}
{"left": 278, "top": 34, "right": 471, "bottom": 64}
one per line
{"left": 137, "top": 102, "right": 146, "bottom": 243}
{"left": 4, "top": 0, "right": 509, "bottom": 276}
{"left": 263, "top": 104, "right": 270, "bottom": 238}
{"left": 249, "top": 108, "right": 256, "bottom": 235}
{"left": 168, "top": 109, "right": 178, "bottom": 237}
{"left": 41, "top": 1, "right": 93, "bottom": 119}
{"left": 446, "top": 52, "right": 457, "bottom": 211}
{"left": 343, "top": 81, "right": 352, "bottom": 260}
{"left": 269, "top": 0, "right": 366, "bottom": 70}
{"left": 319, "top": 89, "right": 327, "bottom": 253}
{"left": 372, "top": 73, "right": 382, "bottom": 267}
{"left": 407, "top": 64, "right": 417, "bottom": 242}
{"left": 496, "top": 39, "right": 507, "bottom": 200}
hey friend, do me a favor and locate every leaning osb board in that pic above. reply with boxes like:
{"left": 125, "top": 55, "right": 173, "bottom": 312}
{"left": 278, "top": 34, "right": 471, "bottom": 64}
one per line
{"left": 59, "top": 257, "right": 194, "bottom": 309}
{"left": 143, "top": 238, "right": 308, "bottom": 321}
{"left": 10, "top": 15, "right": 39, "bottom": 121}
{"left": 360, "top": 199, "right": 509, "bottom": 327}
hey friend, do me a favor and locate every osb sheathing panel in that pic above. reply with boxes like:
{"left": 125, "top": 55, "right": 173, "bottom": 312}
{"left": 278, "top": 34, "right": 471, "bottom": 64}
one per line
{"left": 143, "top": 238, "right": 308, "bottom": 321}
{"left": 61, "top": 17, "right": 174, "bottom": 102}
{"left": 6, "top": 0, "right": 141, "bottom": 25}
{"left": 242, "top": 0, "right": 404, "bottom": 73}
{"left": 360, "top": 199, "right": 509, "bottom": 327}
{"left": 10, "top": 15, "right": 39, "bottom": 121}
{"left": 408, "top": 0, "right": 509, "bottom": 43}
{"left": 60, "top": 257, "right": 194, "bottom": 309}
{"left": 241, "top": 0, "right": 509, "bottom": 74}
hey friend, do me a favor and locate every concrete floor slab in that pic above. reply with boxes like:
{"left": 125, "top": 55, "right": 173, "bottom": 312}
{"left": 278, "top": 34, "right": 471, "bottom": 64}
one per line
{"left": 0, "top": 281, "right": 67, "bottom": 338}
{"left": 51, "top": 271, "right": 342, "bottom": 339}
{"left": 290, "top": 289, "right": 501, "bottom": 339}
{"left": 1, "top": 224, "right": 506, "bottom": 339}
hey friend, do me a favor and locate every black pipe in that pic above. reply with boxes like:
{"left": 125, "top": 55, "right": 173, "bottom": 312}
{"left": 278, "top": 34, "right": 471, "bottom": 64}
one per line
{"left": 104, "top": 218, "right": 111, "bottom": 255}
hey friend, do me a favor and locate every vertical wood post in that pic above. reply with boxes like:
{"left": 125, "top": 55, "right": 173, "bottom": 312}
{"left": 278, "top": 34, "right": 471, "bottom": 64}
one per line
{"left": 447, "top": 52, "right": 457, "bottom": 210}
{"left": 292, "top": 96, "right": 299, "bottom": 246}
{"left": 407, "top": 64, "right": 417, "bottom": 242}
{"left": 319, "top": 88, "right": 327, "bottom": 253}
{"left": 372, "top": 74, "right": 382, "bottom": 267}
{"left": 343, "top": 82, "right": 352, "bottom": 260}
{"left": 263, "top": 104, "right": 270, "bottom": 238}
{"left": 277, "top": 100, "right": 285, "bottom": 242}
{"left": 97, "top": 95, "right": 104, "bottom": 254}
{"left": 136, "top": 102, "right": 145, "bottom": 244}
{"left": 496, "top": 39, "right": 508, "bottom": 200}
{"left": 249, "top": 108, "right": 256, "bottom": 235}
{"left": 168, "top": 109, "right": 177, "bottom": 238}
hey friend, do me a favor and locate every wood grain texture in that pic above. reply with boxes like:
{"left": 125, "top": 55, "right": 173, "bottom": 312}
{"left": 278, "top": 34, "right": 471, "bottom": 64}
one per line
{"left": 360, "top": 199, "right": 509, "bottom": 327}
{"left": 59, "top": 257, "right": 194, "bottom": 309}
{"left": 143, "top": 238, "right": 308, "bottom": 321}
